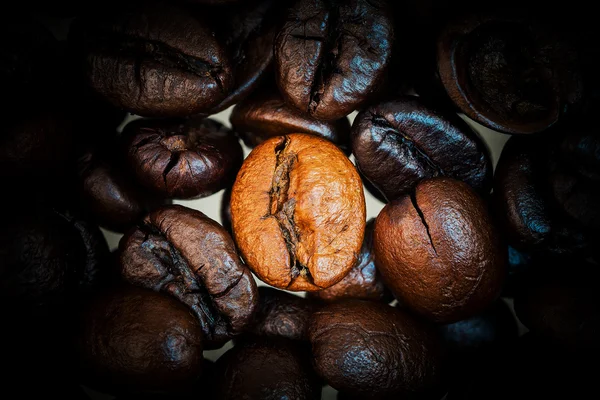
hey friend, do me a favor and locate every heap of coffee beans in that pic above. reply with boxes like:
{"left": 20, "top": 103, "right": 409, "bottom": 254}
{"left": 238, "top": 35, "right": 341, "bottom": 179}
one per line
{"left": 1, "top": 1, "right": 598, "bottom": 399}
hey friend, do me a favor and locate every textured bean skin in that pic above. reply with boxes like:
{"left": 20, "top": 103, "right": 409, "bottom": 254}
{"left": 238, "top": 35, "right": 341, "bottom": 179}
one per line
{"left": 274, "top": 0, "right": 394, "bottom": 121}
{"left": 79, "top": 286, "right": 203, "bottom": 395}
{"left": 74, "top": 2, "right": 233, "bottom": 117}
{"left": 374, "top": 178, "right": 506, "bottom": 323}
{"left": 122, "top": 118, "right": 243, "bottom": 200}
{"left": 231, "top": 87, "right": 351, "bottom": 152}
{"left": 309, "top": 300, "right": 444, "bottom": 398}
{"left": 119, "top": 205, "right": 258, "bottom": 348}
{"left": 248, "top": 287, "right": 317, "bottom": 341}
{"left": 231, "top": 134, "right": 366, "bottom": 291}
{"left": 308, "top": 219, "right": 392, "bottom": 303}
{"left": 213, "top": 337, "right": 321, "bottom": 400}
{"left": 352, "top": 97, "right": 492, "bottom": 201}
{"left": 437, "top": 15, "right": 582, "bottom": 134}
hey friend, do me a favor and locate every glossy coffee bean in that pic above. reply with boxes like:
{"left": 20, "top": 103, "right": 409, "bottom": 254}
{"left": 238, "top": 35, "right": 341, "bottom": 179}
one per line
{"left": 374, "top": 178, "right": 506, "bottom": 323}
{"left": 119, "top": 205, "right": 258, "bottom": 348}
{"left": 352, "top": 97, "right": 492, "bottom": 201}
{"left": 213, "top": 337, "right": 321, "bottom": 400}
{"left": 230, "top": 87, "right": 351, "bottom": 152}
{"left": 309, "top": 300, "right": 444, "bottom": 398}
{"left": 77, "top": 144, "right": 165, "bottom": 233}
{"left": 274, "top": 0, "right": 394, "bottom": 121}
{"left": 248, "top": 287, "right": 317, "bottom": 341}
{"left": 514, "top": 262, "right": 600, "bottom": 349}
{"left": 437, "top": 15, "right": 582, "bottom": 134}
{"left": 73, "top": 2, "right": 233, "bottom": 117}
{"left": 308, "top": 219, "right": 392, "bottom": 303}
{"left": 79, "top": 286, "right": 204, "bottom": 395}
{"left": 231, "top": 134, "right": 366, "bottom": 291}
{"left": 493, "top": 136, "right": 589, "bottom": 255}
{"left": 122, "top": 118, "right": 243, "bottom": 199}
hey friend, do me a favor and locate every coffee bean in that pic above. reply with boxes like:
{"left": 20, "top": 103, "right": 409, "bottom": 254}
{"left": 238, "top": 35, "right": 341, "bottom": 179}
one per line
{"left": 78, "top": 286, "right": 204, "bottom": 396}
{"left": 213, "top": 337, "right": 320, "bottom": 400}
{"left": 352, "top": 97, "right": 492, "bottom": 201}
{"left": 230, "top": 85, "right": 351, "bottom": 152}
{"left": 73, "top": 2, "right": 233, "bottom": 117}
{"left": 231, "top": 134, "right": 366, "bottom": 291}
{"left": 274, "top": 0, "right": 394, "bottom": 121}
{"left": 119, "top": 205, "right": 258, "bottom": 348}
{"left": 374, "top": 178, "right": 506, "bottom": 323}
{"left": 308, "top": 219, "right": 392, "bottom": 303}
{"left": 122, "top": 118, "right": 243, "bottom": 199}
{"left": 437, "top": 15, "right": 582, "bottom": 134}
{"left": 309, "top": 300, "right": 444, "bottom": 398}
{"left": 248, "top": 287, "right": 317, "bottom": 341}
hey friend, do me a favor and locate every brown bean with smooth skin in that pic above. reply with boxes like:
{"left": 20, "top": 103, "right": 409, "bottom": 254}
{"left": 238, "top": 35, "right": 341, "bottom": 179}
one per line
{"left": 374, "top": 178, "right": 506, "bottom": 323}
{"left": 231, "top": 134, "right": 366, "bottom": 291}
{"left": 119, "top": 205, "right": 258, "bottom": 348}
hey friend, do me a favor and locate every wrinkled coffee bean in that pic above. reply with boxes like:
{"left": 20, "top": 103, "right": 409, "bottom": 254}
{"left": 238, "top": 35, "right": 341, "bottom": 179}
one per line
{"left": 119, "top": 205, "right": 258, "bottom": 348}
{"left": 122, "top": 118, "right": 243, "bottom": 199}
{"left": 220, "top": 187, "right": 233, "bottom": 234}
{"left": 493, "top": 136, "right": 589, "bottom": 255}
{"left": 213, "top": 337, "right": 321, "bottom": 400}
{"left": 248, "top": 287, "right": 317, "bottom": 341}
{"left": 437, "top": 15, "right": 582, "bottom": 134}
{"left": 274, "top": 0, "right": 394, "bottom": 121}
{"left": 352, "top": 97, "right": 492, "bottom": 201}
{"left": 230, "top": 86, "right": 351, "bottom": 152}
{"left": 231, "top": 134, "right": 366, "bottom": 291}
{"left": 308, "top": 219, "right": 392, "bottom": 303}
{"left": 309, "top": 300, "right": 444, "bottom": 398}
{"left": 374, "top": 178, "right": 506, "bottom": 323}
{"left": 514, "top": 262, "right": 600, "bottom": 349}
{"left": 77, "top": 143, "right": 165, "bottom": 233}
{"left": 79, "top": 285, "right": 204, "bottom": 395}
{"left": 73, "top": 2, "right": 233, "bottom": 117}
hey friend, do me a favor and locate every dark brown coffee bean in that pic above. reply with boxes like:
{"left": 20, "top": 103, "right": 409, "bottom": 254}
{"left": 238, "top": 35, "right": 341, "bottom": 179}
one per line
{"left": 437, "top": 15, "right": 582, "bottom": 134}
{"left": 493, "top": 136, "right": 590, "bottom": 255}
{"left": 230, "top": 86, "right": 351, "bottom": 152}
{"left": 77, "top": 144, "right": 166, "bottom": 233}
{"left": 514, "top": 262, "right": 600, "bottom": 350}
{"left": 309, "top": 300, "right": 444, "bottom": 398}
{"left": 79, "top": 285, "right": 203, "bottom": 395}
{"left": 248, "top": 287, "right": 317, "bottom": 341}
{"left": 352, "top": 97, "right": 492, "bottom": 201}
{"left": 231, "top": 134, "right": 366, "bottom": 291}
{"left": 73, "top": 2, "right": 233, "bottom": 117}
{"left": 213, "top": 337, "right": 321, "bottom": 400}
{"left": 119, "top": 205, "right": 258, "bottom": 348}
{"left": 122, "top": 118, "right": 243, "bottom": 199}
{"left": 274, "top": 0, "right": 394, "bottom": 121}
{"left": 308, "top": 219, "right": 392, "bottom": 303}
{"left": 374, "top": 178, "right": 506, "bottom": 323}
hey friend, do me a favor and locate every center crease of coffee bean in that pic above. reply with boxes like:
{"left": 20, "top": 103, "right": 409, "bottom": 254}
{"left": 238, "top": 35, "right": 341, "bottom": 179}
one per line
{"left": 409, "top": 191, "right": 437, "bottom": 255}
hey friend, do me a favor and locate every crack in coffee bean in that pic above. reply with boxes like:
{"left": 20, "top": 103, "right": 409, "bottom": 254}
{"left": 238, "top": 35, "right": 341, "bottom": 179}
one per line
{"left": 409, "top": 191, "right": 437, "bottom": 255}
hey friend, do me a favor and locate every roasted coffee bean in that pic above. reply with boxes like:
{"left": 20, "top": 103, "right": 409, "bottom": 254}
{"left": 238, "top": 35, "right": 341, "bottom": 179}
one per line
{"left": 231, "top": 134, "right": 366, "bottom": 291}
{"left": 309, "top": 300, "right": 444, "bottom": 398}
{"left": 230, "top": 87, "right": 351, "bottom": 152}
{"left": 374, "top": 178, "right": 506, "bottom": 323}
{"left": 274, "top": 0, "right": 394, "bottom": 121}
{"left": 437, "top": 15, "right": 582, "bottom": 134}
{"left": 493, "top": 136, "right": 590, "bottom": 255}
{"left": 73, "top": 2, "right": 233, "bottom": 117}
{"left": 77, "top": 143, "right": 165, "bottom": 233}
{"left": 122, "top": 118, "right": 243, "bottom": 199}
{"left": 79, "top": 286, "right": 203, "bottom": 395}
{"left": 514, "top": 262, "right": 600, "bottom": 349}
{"left": 308, "top": 219, "right": 392, "bottom": 303}
{"left": 220, "top": 187, "right": 233, "bottom": 234}
{"left": 352, "top": 97, "right": 492, "bottom": 201}
{"left": 248, "top": 287, "right": 317, "bottom": 341}
{"left": 213, "top": 337, "right": 321, "bottom": 400}
{"left": 119, "top": 205, "right": 258, "bottom": 348}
